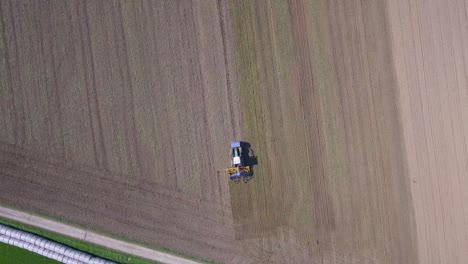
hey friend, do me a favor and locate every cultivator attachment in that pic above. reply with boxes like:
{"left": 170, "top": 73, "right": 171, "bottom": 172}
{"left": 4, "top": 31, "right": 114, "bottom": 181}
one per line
{"left": 224, "top": 141, "right": 254, "bottom": 183}
{"left": 224, "top": 166, "right": 251, "bottom": 183}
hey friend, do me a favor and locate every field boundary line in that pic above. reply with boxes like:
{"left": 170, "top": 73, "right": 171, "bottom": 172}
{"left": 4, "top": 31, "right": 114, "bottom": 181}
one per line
{"left": 0, "top": 206, "right": 201, "bottom": 264}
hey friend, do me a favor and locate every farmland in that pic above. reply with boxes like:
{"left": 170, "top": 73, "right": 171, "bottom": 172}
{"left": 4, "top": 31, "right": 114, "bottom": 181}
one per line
{"left": 0, "top": 0, "right": 240, "bottom": 261}
{"left": 228, "top": 1, "right": 417, "bottom": 263}
{"left": 1, "top": 0, "right": 468, "bottom": 263}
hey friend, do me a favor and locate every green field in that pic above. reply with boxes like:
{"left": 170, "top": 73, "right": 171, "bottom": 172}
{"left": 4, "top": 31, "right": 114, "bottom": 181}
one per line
{"left": 0, "top": 242, "right": 60, "bottom": 264}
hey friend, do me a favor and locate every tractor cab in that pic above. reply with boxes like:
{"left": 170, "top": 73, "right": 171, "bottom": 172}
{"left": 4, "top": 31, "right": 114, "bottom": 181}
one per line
{"left": 231, "top": 144, "right": 242, "bottom": 167}
{"left": 225, "top": 141, "right": 251, "bottom": 183}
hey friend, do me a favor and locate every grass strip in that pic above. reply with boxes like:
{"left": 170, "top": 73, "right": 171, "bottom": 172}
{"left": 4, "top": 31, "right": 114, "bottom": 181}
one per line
{"left": 0, "top": 240, "right": 60, "bottom": 264}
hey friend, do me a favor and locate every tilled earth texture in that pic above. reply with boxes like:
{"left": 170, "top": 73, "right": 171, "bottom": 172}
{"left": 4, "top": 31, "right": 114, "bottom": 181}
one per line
{"left": 0, "top": 1, "right": 467, "bottom": 264}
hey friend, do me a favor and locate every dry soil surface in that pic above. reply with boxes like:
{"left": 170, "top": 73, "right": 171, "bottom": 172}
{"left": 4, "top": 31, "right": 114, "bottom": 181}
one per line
{"left": 388, "top": 0, "right": 468, "bottom": 263}
{"left": 228, "top": 1, "right": 417, "bottom": 263}
{"left": 0, "top": 0, "right": 240, "bottom": 262}
{"left": 0, "top": 1, "right": 467, "bottom": 264}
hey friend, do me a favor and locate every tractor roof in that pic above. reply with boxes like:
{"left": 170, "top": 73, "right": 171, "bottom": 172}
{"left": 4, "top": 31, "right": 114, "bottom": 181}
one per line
{"left": 230, "top": 141, "right": 241, "bottom": 148}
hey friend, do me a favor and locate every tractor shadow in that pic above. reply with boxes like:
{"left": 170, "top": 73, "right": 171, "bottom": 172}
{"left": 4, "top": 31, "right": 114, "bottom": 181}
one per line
{"left": 240, "top": 141, "right": 258, "bottom": 178}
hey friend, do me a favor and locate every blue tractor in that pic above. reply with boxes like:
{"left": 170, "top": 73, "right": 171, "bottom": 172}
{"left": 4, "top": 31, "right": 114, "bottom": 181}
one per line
{"left": 224, "top": 141, "right": 251, "bottom": 183}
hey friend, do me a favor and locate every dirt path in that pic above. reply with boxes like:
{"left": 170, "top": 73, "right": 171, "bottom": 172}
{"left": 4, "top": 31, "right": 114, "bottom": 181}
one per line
{"left": 0, "top": 205, "right": 200, "bottom": 264}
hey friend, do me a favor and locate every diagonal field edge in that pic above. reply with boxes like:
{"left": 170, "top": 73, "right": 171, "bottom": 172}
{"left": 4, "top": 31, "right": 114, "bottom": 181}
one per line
{"left": 0, "top": 206, "right": 201, "bottom": 264}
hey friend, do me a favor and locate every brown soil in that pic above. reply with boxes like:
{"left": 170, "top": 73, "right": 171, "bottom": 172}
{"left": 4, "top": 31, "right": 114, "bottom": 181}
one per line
{"left": 387, "top": 0, "right": 468, "bottom": 262}
{"left": 0, "top": 0, "right": 467, "bottom": 263}
{"left": 228, "top": 1, "right": 417, "bottom": 263}
{"left": 0, "top": 0, "right": 240, "bottom": 261}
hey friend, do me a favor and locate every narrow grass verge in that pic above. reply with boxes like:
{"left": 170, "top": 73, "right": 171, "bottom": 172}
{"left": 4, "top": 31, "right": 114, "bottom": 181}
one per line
{"left": 0, "top": 241, "right": 60, "bottom": 264}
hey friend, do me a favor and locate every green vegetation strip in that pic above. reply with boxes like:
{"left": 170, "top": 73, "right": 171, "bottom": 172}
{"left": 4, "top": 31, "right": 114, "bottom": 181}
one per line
{"left": 0, "top": 241, "right": 60, "bottom": 264}
{"left": 0, "top": 217, "right": 157, "bottom": 264}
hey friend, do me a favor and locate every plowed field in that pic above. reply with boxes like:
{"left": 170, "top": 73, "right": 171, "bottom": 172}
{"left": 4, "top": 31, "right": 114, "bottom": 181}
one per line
{"left": 1, "top": 1, "right": 467, "bottom": 263}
